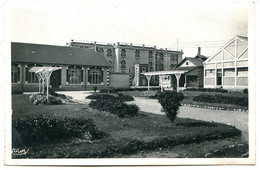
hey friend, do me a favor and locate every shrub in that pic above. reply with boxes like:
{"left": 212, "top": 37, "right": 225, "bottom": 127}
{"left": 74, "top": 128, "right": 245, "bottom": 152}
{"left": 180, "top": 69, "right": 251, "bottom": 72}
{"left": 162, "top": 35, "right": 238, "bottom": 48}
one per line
{"left": 29, "top": 94, "right": 62, "bottom": 105}
{"left": 89, "top": 95, "right": 139, "bottom": 118}
{"left": 243, "top": 89, "right": 248, "bottom": 94}
{"left": 99, "top": 87, "right": 161, "bottom": 93}
{"left": 86, "top": 93, "right": 134, "bottom": 102}
{"left": 184, "top": 88, "right": 228, "bottom": 93}
{"left": 157, "top": 91, "right": 185, "bottom": 125}
{"left": 12, "top": 90, "right": 23, "bottom": 94}
{"left": 93, "top": 86, "right": 97, "bottom": 92}
{"left": 193, "top": 94, "right": 248, "bottom": 106}
{"left": 99, "top": 89, "right": 109, "bottom": 93}
{"left": 12, "top": 115, "right": 106, "bottom": 147}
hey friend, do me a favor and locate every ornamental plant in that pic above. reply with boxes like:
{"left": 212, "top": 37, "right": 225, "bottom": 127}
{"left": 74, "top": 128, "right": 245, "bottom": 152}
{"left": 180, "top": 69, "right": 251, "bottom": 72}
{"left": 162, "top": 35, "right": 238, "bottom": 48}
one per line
{"left": 157, "top": 91, "right": 184, "bottom": 126}
{"left": 89, "top": 95, "right": 139, "bottom": 118}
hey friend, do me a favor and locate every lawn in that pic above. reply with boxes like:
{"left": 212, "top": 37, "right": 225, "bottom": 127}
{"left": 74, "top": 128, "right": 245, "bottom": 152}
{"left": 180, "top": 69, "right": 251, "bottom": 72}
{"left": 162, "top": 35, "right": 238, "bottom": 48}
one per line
{"left": 12, "top": 94, "right": 247, "bottom": 158}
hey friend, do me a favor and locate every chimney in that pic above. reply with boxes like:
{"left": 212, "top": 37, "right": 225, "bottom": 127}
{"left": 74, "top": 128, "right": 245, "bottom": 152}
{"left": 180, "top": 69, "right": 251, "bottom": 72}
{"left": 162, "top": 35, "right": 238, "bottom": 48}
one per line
{"left": 198, "top": 47, "right": 201, "bottom": 55}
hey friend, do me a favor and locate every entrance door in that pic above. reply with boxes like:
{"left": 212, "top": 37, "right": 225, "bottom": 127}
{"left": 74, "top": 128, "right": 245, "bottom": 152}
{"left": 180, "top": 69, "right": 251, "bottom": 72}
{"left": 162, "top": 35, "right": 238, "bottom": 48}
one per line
{"left": 217, "top": 69, "right": 222, "bottom": 85}
{"left": 50, "top": 70, "right": 61, "bottom": 89}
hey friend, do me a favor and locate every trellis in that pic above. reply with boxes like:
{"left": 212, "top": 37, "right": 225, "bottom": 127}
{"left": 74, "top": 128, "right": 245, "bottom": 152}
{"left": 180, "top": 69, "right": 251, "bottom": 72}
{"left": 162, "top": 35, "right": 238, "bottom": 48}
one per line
{"left": 29, "top": 67, "right": 62, "bottom": 101}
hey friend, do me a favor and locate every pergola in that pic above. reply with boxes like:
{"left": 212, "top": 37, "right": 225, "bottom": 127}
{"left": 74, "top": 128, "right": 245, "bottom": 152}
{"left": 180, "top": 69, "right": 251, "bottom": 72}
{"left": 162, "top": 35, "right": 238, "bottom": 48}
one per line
{"left": 141, "top": 69, "right": 190, "bottom": 92}
{"left": 29, "top": 67, "right": 62, "bottom": 101}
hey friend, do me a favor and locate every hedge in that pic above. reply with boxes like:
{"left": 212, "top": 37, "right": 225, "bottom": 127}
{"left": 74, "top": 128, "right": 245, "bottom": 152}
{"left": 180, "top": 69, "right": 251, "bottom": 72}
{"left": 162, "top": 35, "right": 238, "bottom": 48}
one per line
{"left": 86, "top": 93, "right": 134, "bottom": 102}
{"left": 99, "top": 87, "right": 160, "bottom": 93}
{"left": 12, "top": 115, "right": 106, "bottom": 147}
{"left": 184, "top": 88, "right": 228, "bottom": 93}
{"left": 193, "top": 94, "right": 248, "bottom": 106}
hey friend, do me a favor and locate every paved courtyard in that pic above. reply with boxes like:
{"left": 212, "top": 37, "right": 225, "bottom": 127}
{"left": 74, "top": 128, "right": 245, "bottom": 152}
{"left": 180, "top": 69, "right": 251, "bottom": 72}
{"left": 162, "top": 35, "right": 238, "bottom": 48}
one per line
{"left": 58, "top": 91, "right": 249, "bottom": 142}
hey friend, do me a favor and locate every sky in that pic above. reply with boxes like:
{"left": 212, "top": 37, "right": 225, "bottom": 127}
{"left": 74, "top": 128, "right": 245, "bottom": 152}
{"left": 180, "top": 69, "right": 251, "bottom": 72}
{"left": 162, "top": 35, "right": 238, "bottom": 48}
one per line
{"left": 7, "top": 0, "right": 249, "bottom": 57}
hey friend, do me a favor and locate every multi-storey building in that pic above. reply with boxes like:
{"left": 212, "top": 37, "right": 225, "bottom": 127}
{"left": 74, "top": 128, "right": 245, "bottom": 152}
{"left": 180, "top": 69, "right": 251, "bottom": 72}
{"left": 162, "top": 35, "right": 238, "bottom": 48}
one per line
{"left": 67, "top": 40, "right": 183, "bottom": 86}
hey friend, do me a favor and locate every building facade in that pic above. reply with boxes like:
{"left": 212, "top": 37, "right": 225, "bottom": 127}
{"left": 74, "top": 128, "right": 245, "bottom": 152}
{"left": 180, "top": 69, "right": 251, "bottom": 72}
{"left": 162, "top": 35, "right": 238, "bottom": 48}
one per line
{"left": 67, "top": 40, "right": 183, "bottom": 86}
{"left": 11, "top": 42, "right": 112, "bottom": 92}
{"left": 203, "top": 36, "right": 248, "bottom": 89}
{"left": 136, "top": 47, "right": 207, "bottom": 90}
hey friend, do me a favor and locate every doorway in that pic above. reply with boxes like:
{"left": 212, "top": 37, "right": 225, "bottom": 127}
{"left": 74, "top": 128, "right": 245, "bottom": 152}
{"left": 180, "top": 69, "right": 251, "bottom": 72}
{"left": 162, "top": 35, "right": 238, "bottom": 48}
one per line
{"left": 217, "top": 69, "right": 222, "bottom": 85}
{"left": 50, "top": 69, "right": 61, "bottom": 89}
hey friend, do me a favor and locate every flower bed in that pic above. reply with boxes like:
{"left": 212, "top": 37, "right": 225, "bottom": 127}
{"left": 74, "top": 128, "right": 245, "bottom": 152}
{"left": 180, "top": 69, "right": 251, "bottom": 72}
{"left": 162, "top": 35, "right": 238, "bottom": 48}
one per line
{"left": 29, "top": 94, "right": 62, "bottom": 105}
{"left": 193, "top": 94, "right": 248, "bottom": 107}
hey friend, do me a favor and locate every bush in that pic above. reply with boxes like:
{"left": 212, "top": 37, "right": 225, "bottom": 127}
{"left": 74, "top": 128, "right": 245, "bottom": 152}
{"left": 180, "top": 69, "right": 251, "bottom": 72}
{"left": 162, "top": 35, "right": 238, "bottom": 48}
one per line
{"left": 93, "top": 86, "right": 97, "bottom": 92}
{"left": 184, "top": 88, "right": 228, "bottom": 93}
{"left": 89, "top": 95, "right": 139, "bottom": 118}
{"left": 157, "top": 91, "right": 185, "bottom": 125}
{"left": 193, "top": 94, "right": 248, "bottom": 106}
{"left": 29, "top": 94, "right": 62, "bottom": 105}
{"left": 48, "top": 89, "right": 67, "bottom": 99}
{"left": 99, "top": 87, "right": 161, "bottom": 93}
{"left": 86, "top": 93, "right": 134, "bottom": 102}
{"left": 12, "top": 90, "right": 23, "bottom": 95}
{"left": 12, "top": 115, "right": 106, "bottom": 147}
{"left": 243, "top": 89, "right": 248, "bottom": 94}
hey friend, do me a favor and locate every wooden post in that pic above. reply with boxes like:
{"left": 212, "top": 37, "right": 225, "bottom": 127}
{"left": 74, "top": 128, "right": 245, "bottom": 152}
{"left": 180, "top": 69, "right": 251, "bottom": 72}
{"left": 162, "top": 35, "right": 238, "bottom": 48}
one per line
{"left": 175, "top": 73, "right": 181, "bottom": 92}
{"left": 46, "top": 73, "right": 49, "bottom": 101}
{"left": 160, "top": 75, "right": 164, "bottom": 92}
{"left": 145, "top": 75, "right": 152, "bottom": 90}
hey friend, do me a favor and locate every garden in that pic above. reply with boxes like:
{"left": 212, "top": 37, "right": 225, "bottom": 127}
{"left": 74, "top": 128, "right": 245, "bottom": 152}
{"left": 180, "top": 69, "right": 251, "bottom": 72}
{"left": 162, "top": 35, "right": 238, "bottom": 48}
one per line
{"left": 11, "top": 88, "right": 248, "bottom": 158}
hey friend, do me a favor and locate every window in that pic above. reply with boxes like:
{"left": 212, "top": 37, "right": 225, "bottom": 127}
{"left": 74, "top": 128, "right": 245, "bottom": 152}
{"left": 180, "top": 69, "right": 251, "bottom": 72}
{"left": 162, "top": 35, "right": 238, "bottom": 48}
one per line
{"left": 158, "top": 53, "right": 164, "bottom": 60}
{"left": 170, "top": 54, "right": 176, "bottom": 61}
{"left": 148, "top": 51, "right": 153, "bottom": 58}
{"left": 224, "top": 68, "right": 235, "bottom": 77}
{"left": 121, "top": 60, "right": 126, "bottom": 69}
{"left": 88, "top": 67, "right": 103, "bottom": 84}
{"left": 205, "top": 69, "right": 215, "bottom": 77}
{"left": 237, "top": 67, "right": 248, "bottom": 76}
{"left": 97, "top": 47, "right": 104, "bottom": 53}
{"left": 107, "top": 49, "right": 112, "bottom": 56}
{"left": 158, "top": 63, "right": 164, "bottom": 71}
{"left": 11, "top": 64, "right": 20, "bottom": 83}
{"left": 135, "top": 50, "right": 140, "bottom": 58}
{"left": 142, "top": 67, "right": 146, "bottom": 72}
{"left": 186, "top": 62, "right": 189, "bottom": 65}
{"left": 67, "top": 66, "right": 83, "bottom": 84}
{"left": 121, "top": 49, "right": 126, "bottom": 56}
{"left": 170, "top": 64, "right": 176, "bottom": 69}
{"left": 26, "top": 64, "right": 43, "bottom": 83}
{"left": 148, "top": 62, "right": 153, "bottom": 71}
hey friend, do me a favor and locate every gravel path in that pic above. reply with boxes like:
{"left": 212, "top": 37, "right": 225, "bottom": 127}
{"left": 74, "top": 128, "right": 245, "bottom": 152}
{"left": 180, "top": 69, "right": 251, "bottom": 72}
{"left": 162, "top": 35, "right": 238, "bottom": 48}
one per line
{"left": 58, "top": 92, "right": 248, "bottom": 141}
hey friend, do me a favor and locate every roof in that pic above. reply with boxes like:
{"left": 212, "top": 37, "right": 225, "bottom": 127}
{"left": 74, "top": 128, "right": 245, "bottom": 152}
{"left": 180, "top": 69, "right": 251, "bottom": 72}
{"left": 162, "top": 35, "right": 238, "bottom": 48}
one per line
{"left": 177, "top": 57, "right": 204, "bottom": 67}
{"left": 29, "top": 67, "right": 62, "bottom": 73}
{"left": 204, "top": 35, "right": 248, "bottom": 63}
{"left": 11, "top": 42, "right": 112, "bottom": 67}
{"left": 195, "top": 54, "right": 208, "bottom": 61}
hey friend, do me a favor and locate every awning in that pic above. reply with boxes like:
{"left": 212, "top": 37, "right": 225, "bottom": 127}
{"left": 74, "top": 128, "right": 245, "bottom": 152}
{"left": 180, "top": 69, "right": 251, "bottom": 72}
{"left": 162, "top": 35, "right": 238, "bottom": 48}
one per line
{"left": 141, "top": 67, "right": 195, "bottom": 76}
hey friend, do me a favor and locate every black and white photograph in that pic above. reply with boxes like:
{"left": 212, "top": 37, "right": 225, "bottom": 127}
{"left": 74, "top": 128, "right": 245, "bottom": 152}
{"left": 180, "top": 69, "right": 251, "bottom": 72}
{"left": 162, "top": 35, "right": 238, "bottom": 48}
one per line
{"left": 1, "top": 0, "right": 258, "bottom": 167}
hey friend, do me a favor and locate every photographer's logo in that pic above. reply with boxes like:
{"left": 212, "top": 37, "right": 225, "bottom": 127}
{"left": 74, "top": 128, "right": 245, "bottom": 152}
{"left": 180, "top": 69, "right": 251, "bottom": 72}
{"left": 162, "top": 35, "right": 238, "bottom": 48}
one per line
{"left": 12, "top": 148, "right": 29, "bottom": 156}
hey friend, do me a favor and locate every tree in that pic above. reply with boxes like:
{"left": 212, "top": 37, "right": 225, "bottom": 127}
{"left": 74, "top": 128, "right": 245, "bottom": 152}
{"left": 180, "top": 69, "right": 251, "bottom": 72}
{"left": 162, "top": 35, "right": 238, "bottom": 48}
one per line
{"left": 157, "top": 91, "right": 184, "bottom": 126}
